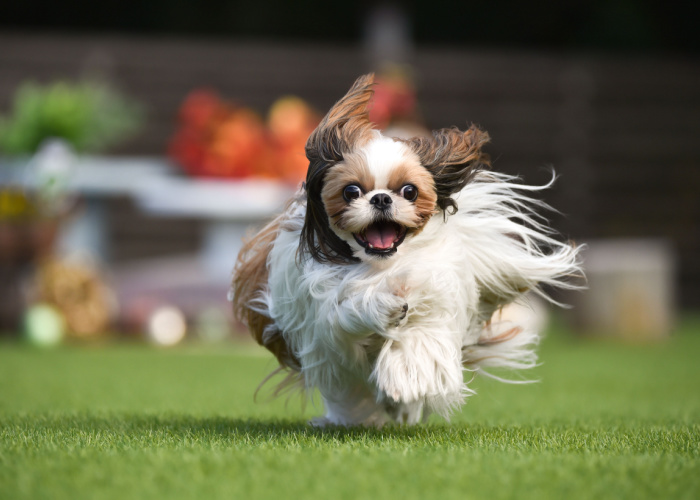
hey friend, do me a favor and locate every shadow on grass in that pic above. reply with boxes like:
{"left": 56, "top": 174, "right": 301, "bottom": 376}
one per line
{"left": 10, "top": 413, "right": 458, "bottom": 442}
{"left": 5, "top": 413, "right": 697, "bottom": 454}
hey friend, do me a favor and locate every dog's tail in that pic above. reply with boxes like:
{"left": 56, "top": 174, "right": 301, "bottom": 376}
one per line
{"left": 462, "top": 300, "right": 544, "bottom": 383}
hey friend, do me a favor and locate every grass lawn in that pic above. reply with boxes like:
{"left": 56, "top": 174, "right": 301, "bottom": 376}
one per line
{"left": 1, "top": 318, "right": 699, "bottom": 500}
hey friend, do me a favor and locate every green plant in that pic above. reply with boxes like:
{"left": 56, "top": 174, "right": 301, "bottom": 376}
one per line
{"left": 0, "top": 80, "right": 142, "bottom": 154}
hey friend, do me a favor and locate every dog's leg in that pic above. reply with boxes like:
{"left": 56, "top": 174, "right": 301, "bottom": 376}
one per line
{"left": 372, "top": 331, "right": 465, "bottom": 420}
{"left": 311, "top": 384, "right": 390, "bottom": 427}
{"left": 332, "top": 289, "right": 408, "bottom": 341}
{"left": 384, "top": 399, "right": 425, "bottom": 425}
{"left": 301, "top": 292, "right": 407, "bottom": 427}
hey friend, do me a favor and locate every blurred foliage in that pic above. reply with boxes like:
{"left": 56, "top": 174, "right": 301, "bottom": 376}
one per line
{"left": 0, "top": 81, "right": 142, "bottom": 155}
{"left": 169, "top": 90, "right": 318, "bottom": 183}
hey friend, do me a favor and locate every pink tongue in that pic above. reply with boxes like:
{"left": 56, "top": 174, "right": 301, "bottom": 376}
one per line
{"left": 365, "top": 224, "right": 398, "bottom": 249}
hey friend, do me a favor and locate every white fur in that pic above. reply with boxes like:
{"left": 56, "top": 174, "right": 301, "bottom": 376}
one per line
{"left": 361, "top": 134, "right": 412, "bottom": 188}
{"left": 247, "top": 159, "right": 582, "bottom": 426}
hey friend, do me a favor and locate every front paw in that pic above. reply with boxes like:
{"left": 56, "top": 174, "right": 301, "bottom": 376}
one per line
{"left": 386, "top": 279, "right": 410, "bottom": 328}
{"left": 389, "top": 302, "right": 409, "bottom": 328}
{"left": 362, "top": 290, "right": 409, "bottom": 334}
{"left": 373, "top": 336, "right": 465, "bottom": 417}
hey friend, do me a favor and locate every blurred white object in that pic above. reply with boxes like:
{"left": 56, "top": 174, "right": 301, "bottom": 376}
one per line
{"left": 2, "top": 154, "right": 292, "bottom": 280}
{"left": 135, "top": 177, "right": 294, "bottom": 283}
{"left": 23, "top": 303, "right": 65, "bottom": 347}
{"left": 492, "top": 294, "right": 549, "bottom": 336}
{"left": 147, "top": 305, "right": 187, "bottom": 346}
{"left": 574, "top": 239, "right": 675, "bottom": 340}
{"left": 30, "top": 138, "right": 76, "bottom": 215}
{"left": 51, "top": 156, "right": 171, "bottom": 262}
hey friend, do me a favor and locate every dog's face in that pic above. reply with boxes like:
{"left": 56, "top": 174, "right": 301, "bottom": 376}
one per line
{"left": 301, "top": 74, "right": 490, "bottom": 265}
{"left": 320, "top": 136, "right": 437, "bottom": 261}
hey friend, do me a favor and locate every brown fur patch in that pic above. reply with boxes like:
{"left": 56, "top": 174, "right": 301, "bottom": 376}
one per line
{"left": 320, "top": 156, "right": 373, "bottom": 222}
{"left": 401, "top": 125, "right": 490, "bottom": 213}
{"left": 386, "top": 161, "right": 438, "bottom": 228}
{"left": 305, "top": 75, "right": 377, "bottom": 162}
{"left": 231, "top": 207, "right": 300, "bottom": 371}
{"left": 477, "top": 326, "right": 524, "bottom": 346}
{"left": 320, "top": 148, "right": 440, "bottom": 238}
{"left": 301, "top": 74, "right": 377, "bottom": 264}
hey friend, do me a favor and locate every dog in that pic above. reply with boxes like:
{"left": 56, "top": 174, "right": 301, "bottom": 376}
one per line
{"left": 231, "top": 74, "right": 582, "bottom": 426}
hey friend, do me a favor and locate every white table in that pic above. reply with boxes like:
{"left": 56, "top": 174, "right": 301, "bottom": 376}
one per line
{"left": 134, "top": 174, "right": 295, "bottom": 283}
{"left": 1, "top": 156, "right": 296, "bottom": 283}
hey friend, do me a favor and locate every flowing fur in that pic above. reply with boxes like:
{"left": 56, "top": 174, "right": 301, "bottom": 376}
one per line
{"left": 231, "top": 75, "right": 583, "bottom": 426}
{"left": 302, "top": 74, "right": 376, "bottom": 264}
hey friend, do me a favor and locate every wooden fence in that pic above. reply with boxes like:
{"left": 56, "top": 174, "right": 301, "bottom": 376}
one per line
{"left": 1, "top": 34, "right": 698, "bottom": 307}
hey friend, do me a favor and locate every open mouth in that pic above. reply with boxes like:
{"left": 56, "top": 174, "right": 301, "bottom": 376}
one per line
{"left": 353, "top": 221, "right": 408, "bottom": 256}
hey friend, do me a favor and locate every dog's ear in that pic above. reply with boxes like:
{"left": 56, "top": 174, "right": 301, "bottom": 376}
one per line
{"left": 305, "top": 73, "right": 376, "bottom": 167}
{"left": 406, "top": 125, "right": 490, "bottom": 213}
{"left": 300, "top": 74, "right": 376, "bottom": 264}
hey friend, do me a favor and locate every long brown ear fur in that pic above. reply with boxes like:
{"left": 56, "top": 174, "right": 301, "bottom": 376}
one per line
{"left": 405, "top": 125, "right": 490, "bottom": 213}
{"left": 301, "top": 74, "right": 377, "bottom": 264}
{"left": 231, "top": 214, "right": 300, "bottom": 371}
{"left": 305, "top": 73, "right": 377, "bottom": 167}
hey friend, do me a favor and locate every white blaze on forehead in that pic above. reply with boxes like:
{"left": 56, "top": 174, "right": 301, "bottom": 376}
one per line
{"left": 361, "top": 136, "right": 414, "bottom": 189}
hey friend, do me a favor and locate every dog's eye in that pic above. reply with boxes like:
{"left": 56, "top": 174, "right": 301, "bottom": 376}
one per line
{"left": 343, "top": 185, "right": 362, "bottom": 202}
{"left": 399, "top": 184, "right": 418, "bottom": 202}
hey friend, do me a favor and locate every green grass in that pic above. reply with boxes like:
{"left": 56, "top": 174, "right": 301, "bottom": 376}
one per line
{"left": 1, "top": 319, "right": 699, "bottom": 500}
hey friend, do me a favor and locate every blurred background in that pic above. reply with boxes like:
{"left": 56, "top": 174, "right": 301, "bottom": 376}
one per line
{"left": 1, "top": 0, "right": 698, "bottom": 347}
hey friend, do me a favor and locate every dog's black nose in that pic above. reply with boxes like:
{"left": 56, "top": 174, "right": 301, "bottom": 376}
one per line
{"left": 370, "top": 193, "right": 393, "bottom": 210}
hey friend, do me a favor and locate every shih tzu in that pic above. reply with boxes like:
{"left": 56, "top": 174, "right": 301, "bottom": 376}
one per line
{"left": 231, "top": 74, "right": 582, "bottom": 426}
